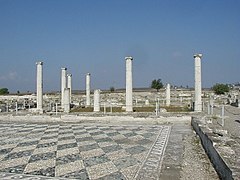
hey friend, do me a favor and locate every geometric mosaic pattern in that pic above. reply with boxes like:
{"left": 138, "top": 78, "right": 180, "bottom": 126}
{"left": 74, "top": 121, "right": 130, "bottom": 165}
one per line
{"left": 0, "top": 123, "right": 171, "bottom": 180}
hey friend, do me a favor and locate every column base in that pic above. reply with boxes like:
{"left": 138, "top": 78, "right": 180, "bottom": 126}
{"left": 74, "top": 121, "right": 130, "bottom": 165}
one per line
{"left": 125, "top": 105, "right": 133, "bottom": 112}
{"left": 30, "top": 108, "right": 44, "bottom": 114}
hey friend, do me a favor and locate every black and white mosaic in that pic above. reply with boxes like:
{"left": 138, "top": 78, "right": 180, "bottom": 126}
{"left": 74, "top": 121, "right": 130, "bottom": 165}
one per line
{"left": 0, "top": 122, "right": 171, "bottom": 180}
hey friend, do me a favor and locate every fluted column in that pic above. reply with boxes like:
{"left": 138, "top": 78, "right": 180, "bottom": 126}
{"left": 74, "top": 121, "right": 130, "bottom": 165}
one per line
{"left": 61, "top": 68, "right": 67, "bottom": 107}
{"left": 94, "top": 89, "right": 100, "bottom": 112}
{"left": 63, "top": 88, "right": 70, "bottom": 113}
{"left": 86, "top": 73, "right": 91, "bottom": 106}
{"left": 125, "top": 56, "right": 133, "bottom": 112}
{"left": 166, "top": 83, "right": 171, "bottom": 106}
{"left": 67, "top": 74, "right": 72, "bottom": 103}
{"left": 36, "top": 61, "right": 43, "bottom": 112}
{"left": 194, "top": 54, "right": 203, "bottom": 112}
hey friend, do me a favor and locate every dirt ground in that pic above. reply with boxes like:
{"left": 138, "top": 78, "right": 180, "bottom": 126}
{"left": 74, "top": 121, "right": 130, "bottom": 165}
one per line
{"left": 180, "top": 132, "right": 219, "bottom": 180}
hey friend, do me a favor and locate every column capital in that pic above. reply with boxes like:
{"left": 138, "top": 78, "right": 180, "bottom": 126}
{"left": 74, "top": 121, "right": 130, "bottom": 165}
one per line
{"left": 125, "top": 56, "right": 133, "bottom": 61}
{"left": 194, "top": 54, "right": 203, "bottom": 58}
{"left": 86, "top": 73, "right": 91, "bottom": 76}
{"left": 61, "top": 67, "right": 67, "bottom": 70}
{"left": 67, "top": 74, "right": 72, "bottom": 77}
{"left": 36, "top": 61, "right": 43, "bottom": 65}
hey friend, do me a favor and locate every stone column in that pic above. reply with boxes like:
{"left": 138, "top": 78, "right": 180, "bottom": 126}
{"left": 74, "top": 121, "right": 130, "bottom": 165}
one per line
{"left": 166, "top": 83, "right": 171, "bottom": 106}
{"left": 61, "top": 68, "right": 67, "bottom": 107}
{"left": 94, "top": 89, "right": 100, "bottom": 112}
{"left": 63, "top": 88, "right": 70, "bottom": 113}
{"left": 36, "top": 61, "right": 43, "bottom": 112}
{"left": 15, "top": 102, "right": 18, "bottom": 114}
{"left": 210, "top": 94, "right": 214, "bottom": 114}
{"left": 86, "top": 73, "right": 91, "bottom": 106}
{"left": 67, "top": 74, "right": 72, "bottom": 103}
{"left": 194, "top": 54, "right": 203, "bottom": 112}
{"left": 55, "top": 103, "right": 58, "bottom": 115}
{"left": 125, "top": 56, "right": 133, "bottom": 112}
{"left": 6, "top": 102, "right": 8, "bottom": 112}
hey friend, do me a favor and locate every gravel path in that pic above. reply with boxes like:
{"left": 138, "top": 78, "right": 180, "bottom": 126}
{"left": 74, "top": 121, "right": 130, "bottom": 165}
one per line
{"left": 180, "top": 132, "right": 219, "bottom": 180}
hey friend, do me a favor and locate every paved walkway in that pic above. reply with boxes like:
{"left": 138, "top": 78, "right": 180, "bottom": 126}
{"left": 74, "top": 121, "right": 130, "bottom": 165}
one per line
{"left": 0, "top": 121, "right": 173, "bottom": 180}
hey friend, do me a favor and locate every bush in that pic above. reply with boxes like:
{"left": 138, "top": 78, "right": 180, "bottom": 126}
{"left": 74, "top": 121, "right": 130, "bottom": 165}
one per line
{"left": 110, "top": 87, "right": 115, "bottom": 92}
{"left": 0, "top": 88, "right": 9, "bottom": 95}
{"left": 212, "top": 84, "right": 229, "bottom": 95}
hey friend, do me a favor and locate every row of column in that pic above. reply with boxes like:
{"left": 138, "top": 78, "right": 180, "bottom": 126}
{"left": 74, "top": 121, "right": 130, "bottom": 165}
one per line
{"left": 36, "top": 64, "right": 72, "bottom": 113}
{"left": 36, "top": 54, "right": 203, "bottom": 113}
{"left": 91, "top": 54, "right": 203, "bottom": 112}
{"left": 36, "top": 64, "right": 90, "bottom": 113}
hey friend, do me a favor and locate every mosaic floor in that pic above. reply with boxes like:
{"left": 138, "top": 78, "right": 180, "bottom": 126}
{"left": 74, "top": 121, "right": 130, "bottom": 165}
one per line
{"left": 0, "top": 122, "right": 171, "bottom": 180}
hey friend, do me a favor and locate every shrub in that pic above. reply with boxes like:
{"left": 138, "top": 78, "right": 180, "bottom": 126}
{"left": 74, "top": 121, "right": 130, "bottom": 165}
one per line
{"left": 212, "top": 83, "right": 229, "bottom": 95}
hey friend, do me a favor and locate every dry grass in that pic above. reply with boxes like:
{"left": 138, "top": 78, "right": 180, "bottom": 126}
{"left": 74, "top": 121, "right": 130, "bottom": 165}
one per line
{"left": 71, "top": 107, "right": 93, "bottom": 112}
{"left": 164, "top": 106, "right": 191, "bottom": 112}
{"left": 71, "top": 105, "right": 191, "bottom": 113}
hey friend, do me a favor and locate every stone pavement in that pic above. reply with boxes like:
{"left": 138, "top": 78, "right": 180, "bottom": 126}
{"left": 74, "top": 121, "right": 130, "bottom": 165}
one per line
{"left": 160, "top": 122, "right": 192, "bottom": 179}
{"left": 0, "top": 121, "right": 173, "bottom": 180}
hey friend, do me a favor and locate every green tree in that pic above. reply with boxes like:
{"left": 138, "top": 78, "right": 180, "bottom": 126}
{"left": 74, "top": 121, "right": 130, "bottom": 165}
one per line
{"left": 212, "top": 83, "right": 229, "bottom": 95}
{"left": 0, "top": 88, "right": 9, "bottom": 95}
{"left": 110, "top": 86, "right": 115, "bottom": 92}
{"left": 151, "top": 79, "right": 163, "bottom": 92}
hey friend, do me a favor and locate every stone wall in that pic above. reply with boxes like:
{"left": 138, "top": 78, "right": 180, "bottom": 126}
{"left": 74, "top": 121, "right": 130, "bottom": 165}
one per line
{"left": 191, "top": 117, "right": 238, "bottom": 180}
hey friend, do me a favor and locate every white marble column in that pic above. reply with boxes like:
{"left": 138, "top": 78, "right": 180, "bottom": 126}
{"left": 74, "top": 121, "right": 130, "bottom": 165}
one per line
{"left": 194, "top": 54, "right": 203, "bottom": 112}
{"left": 125, "top": 56, "right": 133, "bottom": 112}
{"left": 63, "top": 88, "right": 70, "bottom": 113}
{"left": 36, "top": 61, "right": 43, "bottom": 112}
{"left": 94, "top": 89, "right": 100, "bottom": 112}
{"left": 166, "top": 83, "right": 171, "bottom": 106}
{"left": 67, "top": 74, "right": 72, "bottom": 103}
{"left": 61, "top": 68, "right": 67, "bottom": 107}
{"left": 86, "top": 73, "right": 91, "bottom": 106}
{"left": 15, "top": 102, "right": 18, "bottom": 114}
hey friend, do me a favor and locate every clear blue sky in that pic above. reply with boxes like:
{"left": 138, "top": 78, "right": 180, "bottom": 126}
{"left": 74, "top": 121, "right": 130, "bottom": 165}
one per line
{"left": 0, "top": 0, "right": 239, "bottom": 93}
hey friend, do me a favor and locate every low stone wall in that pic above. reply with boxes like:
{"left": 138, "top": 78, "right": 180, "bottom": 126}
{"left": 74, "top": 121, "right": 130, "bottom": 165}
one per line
{"left": 0, "top": 114, "right": 190, "bottom": 125}
{"left": 191, "top": 117, "right": 239, "bottom": 180}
